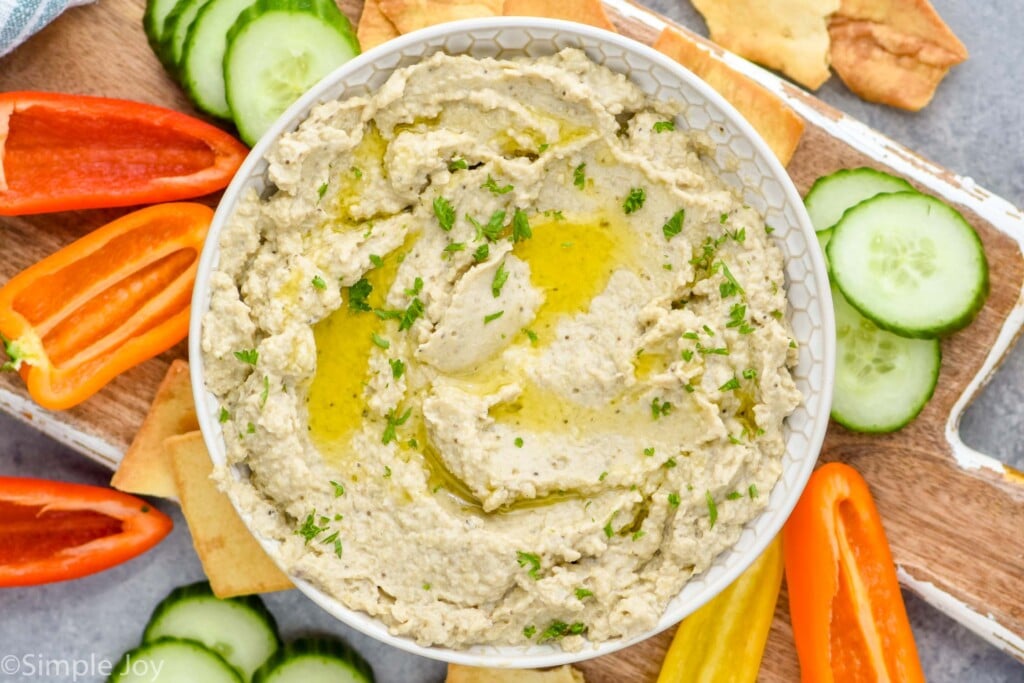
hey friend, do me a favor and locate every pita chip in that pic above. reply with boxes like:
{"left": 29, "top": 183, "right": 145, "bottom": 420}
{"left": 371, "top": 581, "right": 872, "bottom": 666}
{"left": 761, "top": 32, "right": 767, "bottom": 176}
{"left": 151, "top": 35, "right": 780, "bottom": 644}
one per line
{"left": 358, "top": 0, "right": 401, "bottom": 50}
{"left": 168, "top": 431, "right": 293, "bottom": 598}
{"left": 653, "top": 28, "right": 805, "bottom": 166}
{"left": 110, "top": 359, "right": 197, "bottom": 499}
{"left": 691, "top": 0, "right": 840, "bottom": 90}
{"left": 447, "top": 664, "right": 585, "bottom": 683}
{"left": 378, "top": 0, "right": 502, "bottom": 34}
{"left": 502, "top": 0, "right": 616, "bottom": 32}
{"left": 829, "top": 0, "right": 968, "bottom": 110}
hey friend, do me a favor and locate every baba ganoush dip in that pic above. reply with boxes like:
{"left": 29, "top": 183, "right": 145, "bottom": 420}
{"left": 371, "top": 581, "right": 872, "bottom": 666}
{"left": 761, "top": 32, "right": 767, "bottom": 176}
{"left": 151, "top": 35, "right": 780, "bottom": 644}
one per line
{"left": 202, "top": 48, "right": 801, "bottom": 651}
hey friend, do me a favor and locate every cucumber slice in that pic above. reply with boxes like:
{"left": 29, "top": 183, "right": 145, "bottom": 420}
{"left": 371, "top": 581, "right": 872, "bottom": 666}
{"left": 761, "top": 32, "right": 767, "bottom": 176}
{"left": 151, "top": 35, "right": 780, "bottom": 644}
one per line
{"left": 828, "top": 191, "right": 989, "bottom": 338}
{"left": 252, "top": 637, "right": 375, "bottom": 683}
{"left": 144, "top": 0, "right": 183, "bottom": 67}
{"left": 804, "top": 167, "right": 915, "bottom": 231}
{"left": 142, "top": 581, "right": 280, "bottom": 682}
{"left": 831, "top": 284, "right": 940, "bottom": 432}
{"left": 162, "top": 0, "right": 213, "bottom": 71}
{"left": 109, "top": 638, "right": 243, "bottom": 683}
{"left": 181, "top": 0, "right": 259, "bottom": 118}
{"left": 224, "top": 0, "right": 360, "bottom": 146}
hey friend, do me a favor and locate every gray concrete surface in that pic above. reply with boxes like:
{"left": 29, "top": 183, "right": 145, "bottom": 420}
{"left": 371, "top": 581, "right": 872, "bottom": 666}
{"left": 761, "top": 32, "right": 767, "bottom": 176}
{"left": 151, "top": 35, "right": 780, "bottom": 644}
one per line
{"left": 1, "top": 1, "right": 1022, "bottom": 681}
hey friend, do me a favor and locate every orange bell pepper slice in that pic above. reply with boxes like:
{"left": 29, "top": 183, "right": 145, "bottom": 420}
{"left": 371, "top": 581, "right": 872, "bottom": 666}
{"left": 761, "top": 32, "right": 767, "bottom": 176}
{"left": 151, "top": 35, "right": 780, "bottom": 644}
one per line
{"left": 0, "top": 91, "right": 248, "bottom": 215}
{"left": 0, "top": 476, "right": 172, "bottom": 587}
{"left": 0, "top": 203, "right": 213, "bottom": 410}
{"left": 784, "top": 462, "right": 925, "bottom": 683}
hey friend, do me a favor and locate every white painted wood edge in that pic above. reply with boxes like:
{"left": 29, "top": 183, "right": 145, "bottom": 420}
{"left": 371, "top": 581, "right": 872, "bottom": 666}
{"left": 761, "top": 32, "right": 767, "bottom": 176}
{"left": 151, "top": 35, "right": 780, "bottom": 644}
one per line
{"left": 0, "top": 387, "right": 121, "bottom": 470}
{"left": 899, "top": 567, "right": 1024, "bottom": 663}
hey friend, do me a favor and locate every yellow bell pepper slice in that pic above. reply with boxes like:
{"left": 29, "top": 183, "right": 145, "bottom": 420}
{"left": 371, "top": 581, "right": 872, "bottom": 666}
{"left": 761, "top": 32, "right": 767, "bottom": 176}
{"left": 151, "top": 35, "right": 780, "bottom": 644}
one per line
{"left": 657, "top": 535, "right": 784, "bottom": 683}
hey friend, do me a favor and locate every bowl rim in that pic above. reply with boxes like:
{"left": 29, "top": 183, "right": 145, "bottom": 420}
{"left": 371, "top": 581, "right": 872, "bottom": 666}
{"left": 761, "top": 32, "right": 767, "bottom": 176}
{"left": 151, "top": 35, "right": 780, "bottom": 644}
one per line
{"left": 189, "top": 15, "right": 834, "bottom": 669}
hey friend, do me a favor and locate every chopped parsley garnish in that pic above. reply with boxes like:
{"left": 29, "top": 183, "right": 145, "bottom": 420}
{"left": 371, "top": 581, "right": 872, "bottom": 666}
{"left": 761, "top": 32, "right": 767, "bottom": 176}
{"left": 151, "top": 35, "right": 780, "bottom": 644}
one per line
{"left": 632, "top": 530, "right": 646, "bottom": 541}
{"left": 749, "top": 484, "right": 759, "bottom": 499}
{"left": 492, "top": 260, "right": 509, "bottom": 297}
{"left": 651, "top": 397, "right": 672, "bottom": 419}
{"left": 623, "top": 187, "right": 646, "bottom": 214}
{"left": 234, "top": 348, "right": 258, "bottom": 365}
{"left": 382, "top": 407, "right": 413, "bottom": 444}
{"left": 599, "top": 471, "right": 609, "bottom": 482}
{"left": 443, "top": 242, "right": 465, "bottom": 255}
{"left": 653, "top": 120, "right": 675, "bottom": 133}
{"left": 663, "top": 458, "right": 677, "bottom": 469}
{"left": 296, "top": 511, "right": 325, "bottom": 544}
{"left": 538, "top": 621, "right": 587, "bottom": 643}
{"left": 703, "top": 324, "right": 715, "bottom": 336}
{"left": 369, "top": 254, "right": 384, "bottom": 268}
{"left": 706, "top": 491, "right": 718, "bottom": 528}
{"left": 322, "top": 531, "right": 339, "bottom": 544}
{"left": 575, "top": 587, "right": 593, "bottom": 600}
{"left": 771, "top": 309, "right": 784, "bottom": 320}
{"left": 727, "top": 491, "right": 743, "bottom": 500}
{"left": 330, "top": 480, "right": 345, "bottom": 497}
{"left": 668, "top": 492, "right": 681, "bottom": 507}
{"left": 483, "top": 310, "right": 504, "bottom": 324}
{"left": 433, "top": 196, "right": 456, "bottom": 231}
{"left": 683, "top": 383, "right": 695, "bottom": 393}
{"left": 246, "top": 422, "right": 255, "bottom": 434}
{"left": 371, "top": 332, "right": 390, "bottom": 349}
{"left": 348, "top": 278, "right": 372, "bottom": 313}
{"left": 720, "top": 212, "right": 729, "bottom": 224}
{"left": 742, "top": 368, "right": 758, "bottom": 380}
{"left": 383, "top": 466, "right": 392, "bottom": 479}
{"left": 543, "top": 209, "right": 566, "bottom": 220}
{"left": 523, "top": 625, "right": 537, "bottom": 639}
{"left": 603, "top": 517, "right": 615, "bottom": 538}
{"left": 662, "top": 209, "right": 685, "bottom": 240}
{"left": 405, "top": 276, "right": 423, "bottom": 297}
{"left": 697, "top": 343, "right": 729, "bottom": 356}
{"left": 514, "top": 437, "right": 524, "bottom": 448}
{"left": 399, "top": 297, "right": 424, "bottom": 331}
{"left": 422, "top": 582, "right": 431, "bottom": 590}
{"left": 538, "top": 142, "right": 550, "bottom": 152}
{"left": 681, "top": 349, "right": 694, "bottom": 362}
{"left": 727, "top": 303, "right": 747, "bottom": 328}
{"left": 643, "top": 447, "right": 655, "bottom": 457}
{"left": 448, "top": 157, "right": 468, "bottom": 171}
{"left": 468, "top": 209, "right": 507, "bottom": 241}
{"left": 516, "top": 550, "right": 542, "bottom": 579}
{"left": 259, "top": 376, "right": 269, "bottom": 407}
{"left": 720, "top": 377, "right": 741, "bottom": 391}
{"left": 717, "top": 261, "right": 745, "bottom": 298}
{"left": 317, "top": 182, "right": 328, "bottom": 199}
{"left": 682, "top": 331, "right": 699, "bottom": 340}
{"left": 473, "top": 243, "right": 489, "bottom": 262}
{"left": 522, "top": 328, "right": 538, "bottom": 345}
{"left": 389, "top": 358, "right": 405, "bottom": 379}
{"left": 311, "top": 275, "right": 327, "bottom": 290}
{"left": 728, "top": 227, "right": 746, "bottom": 243}
{"left": 511, "top": 208, "right": 532, "bottom": 242}
{"left": 573, "top": 162, "right": 587, "bottom": 189}
{"left": 351, "top": 166, "right": 363, "bottom": 179}
{"left": 218, "top": 407, "right": 230, "bottom": 423}
{"left": 765, "top": 224, "right": 775, "bottom": 234}
{"left": 729, "top": 433, "right": 744, "bottom": 445}
{"left": 481, "top": 174, "right": 514, "bottom": 195}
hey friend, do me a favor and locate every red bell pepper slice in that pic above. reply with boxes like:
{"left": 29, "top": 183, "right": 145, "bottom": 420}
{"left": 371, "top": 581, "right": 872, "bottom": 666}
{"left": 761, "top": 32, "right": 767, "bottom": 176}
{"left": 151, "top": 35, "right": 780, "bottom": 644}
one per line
{"left": 0, "top": 477, "right": 172, "bottom": 587}
{"left": 784, "top": 462, "right": 925, "bottom": 683}
{"left": 0, "top": 91, "right": 248, "bottom": 215}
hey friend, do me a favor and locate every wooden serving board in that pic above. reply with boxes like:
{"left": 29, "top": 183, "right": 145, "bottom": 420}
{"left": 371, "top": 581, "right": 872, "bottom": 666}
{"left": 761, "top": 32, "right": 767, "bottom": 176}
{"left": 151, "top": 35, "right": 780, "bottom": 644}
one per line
{"left": 2, "top": 1, "right": 1023, "bottom": 680}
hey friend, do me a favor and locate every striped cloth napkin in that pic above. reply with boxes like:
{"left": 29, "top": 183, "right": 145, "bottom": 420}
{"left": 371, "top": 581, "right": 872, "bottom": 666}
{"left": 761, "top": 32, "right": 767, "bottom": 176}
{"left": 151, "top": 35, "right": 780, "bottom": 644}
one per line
{"left": 0, "top": 0, "right": 95, "bottom": 58}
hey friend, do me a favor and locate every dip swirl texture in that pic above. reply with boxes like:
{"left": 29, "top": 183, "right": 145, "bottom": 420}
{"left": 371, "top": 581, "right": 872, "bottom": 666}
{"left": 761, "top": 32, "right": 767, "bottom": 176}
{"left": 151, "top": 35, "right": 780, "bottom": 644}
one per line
{"left": 203, "top": 48, "right": 801, "bottom": 650}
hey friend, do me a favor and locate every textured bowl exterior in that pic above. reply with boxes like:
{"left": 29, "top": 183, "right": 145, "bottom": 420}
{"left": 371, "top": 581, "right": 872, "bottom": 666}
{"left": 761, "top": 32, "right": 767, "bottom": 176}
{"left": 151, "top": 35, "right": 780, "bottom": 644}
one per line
{"left": 189, "top": 17, "right": 834, "bottom": 668}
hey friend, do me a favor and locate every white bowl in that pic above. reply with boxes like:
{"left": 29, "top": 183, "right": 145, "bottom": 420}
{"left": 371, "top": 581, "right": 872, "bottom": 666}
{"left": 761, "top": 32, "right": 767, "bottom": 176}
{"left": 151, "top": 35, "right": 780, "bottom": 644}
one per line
{"left": 189, "top": 17, "right": 834, "bottom": 669}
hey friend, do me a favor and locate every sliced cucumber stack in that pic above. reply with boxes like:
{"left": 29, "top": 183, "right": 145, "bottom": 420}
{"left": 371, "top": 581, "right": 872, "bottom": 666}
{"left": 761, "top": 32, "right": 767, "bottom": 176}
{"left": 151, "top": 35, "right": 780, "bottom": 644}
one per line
{"left": 804, "top": 167, "right": 915, "bottom": 231}
{"left": 161, "top": 0, "right": 213, "bottom": 73}
{"left": 252, "top": 637, "right": 375, "bottom": 683}
{"left": 806, "top": 167, "right": 989, "bottom": 433}
{"left": 831, "top": 284, "right": 940, "bottom": 432}
{"left": 828, "top": 191, "right": 989, "bottom": 338}
{"left": 180, "top": 0, "right": 259, "bottom": 118}
{"left": 142, "top": 581, "right": 280, "bottom": 682}
{"left": 225, "top": 0, "right": 360, "bottom": 145}
{"left": 144, "top": 0, "right": 183, "bottom": 68}
{"left": 108, "top": 637, "right": 243, "bottom": 683}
